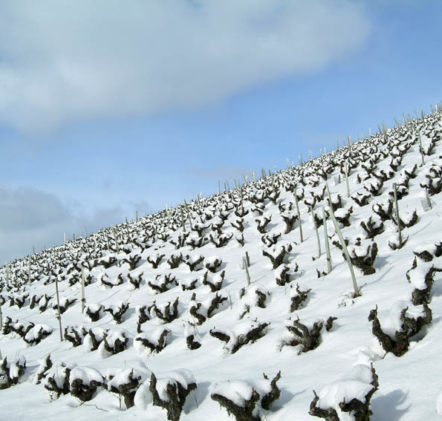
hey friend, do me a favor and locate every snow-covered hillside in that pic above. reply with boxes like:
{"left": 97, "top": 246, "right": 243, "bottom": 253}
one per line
{"left": 0, "top": 112, "right": 441, "bottom": 420}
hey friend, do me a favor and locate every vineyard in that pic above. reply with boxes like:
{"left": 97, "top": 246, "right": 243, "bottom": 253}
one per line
{"left": 0, "top": 111, "right": 441, "bottom": 420}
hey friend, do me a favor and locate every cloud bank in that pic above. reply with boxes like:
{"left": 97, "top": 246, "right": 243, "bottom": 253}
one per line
{"left": 0, "top": 0, "right": 370, "bottom": 133}
{"left": 0, "top": 186, "right": 128, "bottom": 263}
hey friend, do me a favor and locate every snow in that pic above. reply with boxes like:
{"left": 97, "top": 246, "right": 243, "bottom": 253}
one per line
{"left": 45, "top": 363, "right": 72, "bottom": 389}
{"left": 0, "top": 112, "right": 441, "bottom": 420}
{"left": 334, "top": 208, "right": 350, "bottom": 219}
{"left": 413, "top": 243, "right": 437, "bottom": 256}
{"left": 318, "top": 380, "right": 372, "bottom": 408}
{"left": 240, "top": 285, "right": 267, "bottom": 307}
{"left": 107, "top": 366, "right": 150, "bottom": 390}
{"left": 8, "top": 356, "right": 25, "bottom": 380}
{"left": 134, "top": 327, "right": 170, "bottom": 356}
{"left": 134, "top": 380, "right": 152, "bottom": 409}
{"left": 24, "top": 324, "right": 52, "bottom": 343}
{"left": 211, "top": 380, "right": 254, "bottom": 407}
{"left": 407, "top": 262, "right": 433, "bottom": 290}
{"left": 106, "top": 329, "right": 127, "bottom": 345}
{"left": 206, "top": 256, "right": 220, "bottom": 266}
{"left": 86, "top": 303, "right": 101, "bottom": 313}
{"left": 70, "top": 366, "right": 103, "bottom": 385}
{"left": 212, "top": 272, "right": 224, "bottom": 283}
{"left": 83, "top": 328, "right": 106, "bottom": 351}
{"left": 274, "top": 265, "right": 289, "bottom": 279}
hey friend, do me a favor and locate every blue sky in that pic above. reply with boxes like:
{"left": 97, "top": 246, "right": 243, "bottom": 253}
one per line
{"left": 0, "top": 0, "right": 441, "bottom": 262}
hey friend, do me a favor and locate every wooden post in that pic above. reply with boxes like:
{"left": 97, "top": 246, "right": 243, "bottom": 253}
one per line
{"left": 344, "top": 162, "right": 350, "bottom": 198}
{"left": 294, "top": 192, "right": 303, "bottom": 243}
{"left": 261, "top": 168, "right": 266, "bottom": 179}
{"left": 243, "top": 257, "right": 251, "bottom": 286}
{"left": 328, "top": 209, "right": 359, "bottom": 297}
{"left": 418, "top": 135, "right": 425, "bottom": 166}
{"left": 81, "top": 268, "right": 86, "bottom": 313}
{"left": 311, "top": 206, "right": 321, "bottom": 258}
{"left": 180, "top": 207, "right": 186, "bottom": 231}
{"left": 326, "top": 183, "right": 359, "bottom": 297}
{"left": 113, "top": 228, "right": 119, "bottom": 253}
{"left": 425, "top": 188, "right": 432, "bottom": 210}
{"left": 245, "top": 251, "right": 250, "bottom": 267}
{"left": 187, "top": 211, "right": 193, "bottom": 231}
{"left": 322, "top": 208, "right": 332, "bottom": 273}
{"left": 393, "top": 183, "right": 403, "bottom": 246}
{"left": 55, "top": 276, "right": 63, "bottom": 342}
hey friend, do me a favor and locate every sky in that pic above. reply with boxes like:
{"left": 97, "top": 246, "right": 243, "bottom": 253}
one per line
{"left": 0, "top": 0, "right": 441, "bottom": 263}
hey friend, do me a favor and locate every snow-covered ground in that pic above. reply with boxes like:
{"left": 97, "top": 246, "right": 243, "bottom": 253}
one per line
{"left": 0, "top": 112, "right": 441, "bottom": 420}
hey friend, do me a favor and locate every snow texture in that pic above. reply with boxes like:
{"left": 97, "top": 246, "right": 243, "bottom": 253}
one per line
{"left": 0, "top": 112, "right": 441, "bottom": 420}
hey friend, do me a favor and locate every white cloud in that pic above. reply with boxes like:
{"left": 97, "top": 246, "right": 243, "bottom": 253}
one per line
{"left": 0, "top": 0, "right": 370, "bottom": 133}
{"left": 0, "top": 186, "right": 127, "bottom": 263}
